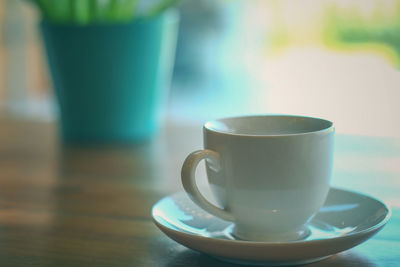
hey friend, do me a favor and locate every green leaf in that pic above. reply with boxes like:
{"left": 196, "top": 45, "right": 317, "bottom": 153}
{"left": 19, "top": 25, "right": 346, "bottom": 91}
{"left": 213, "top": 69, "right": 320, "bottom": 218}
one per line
{"left": 29, "top": 0, "right": 178, "bottom": 24}
{"left": 148, "top": 0, "right": 181, "bottom": 17}
{"left": 71, "top": 0, "right": 91, "bottom": 24}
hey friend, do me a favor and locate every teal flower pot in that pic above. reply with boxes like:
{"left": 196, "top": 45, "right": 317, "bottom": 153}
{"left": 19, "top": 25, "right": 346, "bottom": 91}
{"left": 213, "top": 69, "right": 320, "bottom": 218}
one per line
{"left": 41, "top": 10, "right": 178, "bottom": 143}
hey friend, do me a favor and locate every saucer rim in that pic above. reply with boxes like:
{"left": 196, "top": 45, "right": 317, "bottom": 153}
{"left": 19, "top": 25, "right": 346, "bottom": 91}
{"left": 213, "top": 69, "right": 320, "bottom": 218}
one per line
{"left": 152, "top": 187, "right": 391, "bottom": 246}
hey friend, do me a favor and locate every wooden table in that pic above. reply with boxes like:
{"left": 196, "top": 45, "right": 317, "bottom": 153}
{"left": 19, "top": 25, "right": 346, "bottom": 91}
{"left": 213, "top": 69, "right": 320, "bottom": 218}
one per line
{"left": 0, "top": 117, "right": 399, "bottom": 266}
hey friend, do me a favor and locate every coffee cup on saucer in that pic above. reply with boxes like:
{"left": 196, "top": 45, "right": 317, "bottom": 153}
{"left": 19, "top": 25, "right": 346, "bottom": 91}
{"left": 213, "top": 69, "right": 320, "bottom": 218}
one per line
{"left": 181, "top": 115, "right": 335, "bottom": 242}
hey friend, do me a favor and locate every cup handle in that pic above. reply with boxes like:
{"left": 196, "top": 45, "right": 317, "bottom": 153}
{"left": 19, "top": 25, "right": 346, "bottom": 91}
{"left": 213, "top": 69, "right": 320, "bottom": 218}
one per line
{"left": 181, "top": 150, "right": 234, "bottom": 221}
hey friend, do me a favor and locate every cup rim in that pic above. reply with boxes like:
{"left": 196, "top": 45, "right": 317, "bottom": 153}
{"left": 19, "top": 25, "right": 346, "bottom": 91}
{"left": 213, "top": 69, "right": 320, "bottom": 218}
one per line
{"left": 204, "top": 114, "right": 334, "bottom": 137}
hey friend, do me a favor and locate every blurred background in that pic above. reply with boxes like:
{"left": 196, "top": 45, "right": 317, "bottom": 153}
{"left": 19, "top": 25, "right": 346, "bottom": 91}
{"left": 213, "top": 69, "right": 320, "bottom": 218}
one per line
{"left": 1, "top": 0, "right": 399, "bottom": 137}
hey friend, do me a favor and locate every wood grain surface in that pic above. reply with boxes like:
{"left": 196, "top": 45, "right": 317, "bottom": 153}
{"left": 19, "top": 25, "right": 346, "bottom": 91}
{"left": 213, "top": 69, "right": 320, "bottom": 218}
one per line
{"left": 0, "top": 116, "right": 398, "bottom": 267}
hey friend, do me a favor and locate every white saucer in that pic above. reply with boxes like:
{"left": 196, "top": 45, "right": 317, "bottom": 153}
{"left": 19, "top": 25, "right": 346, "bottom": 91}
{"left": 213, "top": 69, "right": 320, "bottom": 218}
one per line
{"left": 152, "top": 187, "right": 391, "bottom": 266}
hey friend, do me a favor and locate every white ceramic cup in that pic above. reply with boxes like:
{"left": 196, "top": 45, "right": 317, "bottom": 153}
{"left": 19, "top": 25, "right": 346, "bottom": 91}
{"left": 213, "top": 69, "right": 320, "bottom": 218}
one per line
{"left": 181, "top": 115, "right": 334, "bottom": 242}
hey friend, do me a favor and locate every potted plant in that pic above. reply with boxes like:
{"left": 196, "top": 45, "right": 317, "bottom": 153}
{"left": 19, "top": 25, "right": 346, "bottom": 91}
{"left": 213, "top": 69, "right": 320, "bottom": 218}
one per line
{"left": 27, "top": 0, "right": 180, "bottom": 143}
